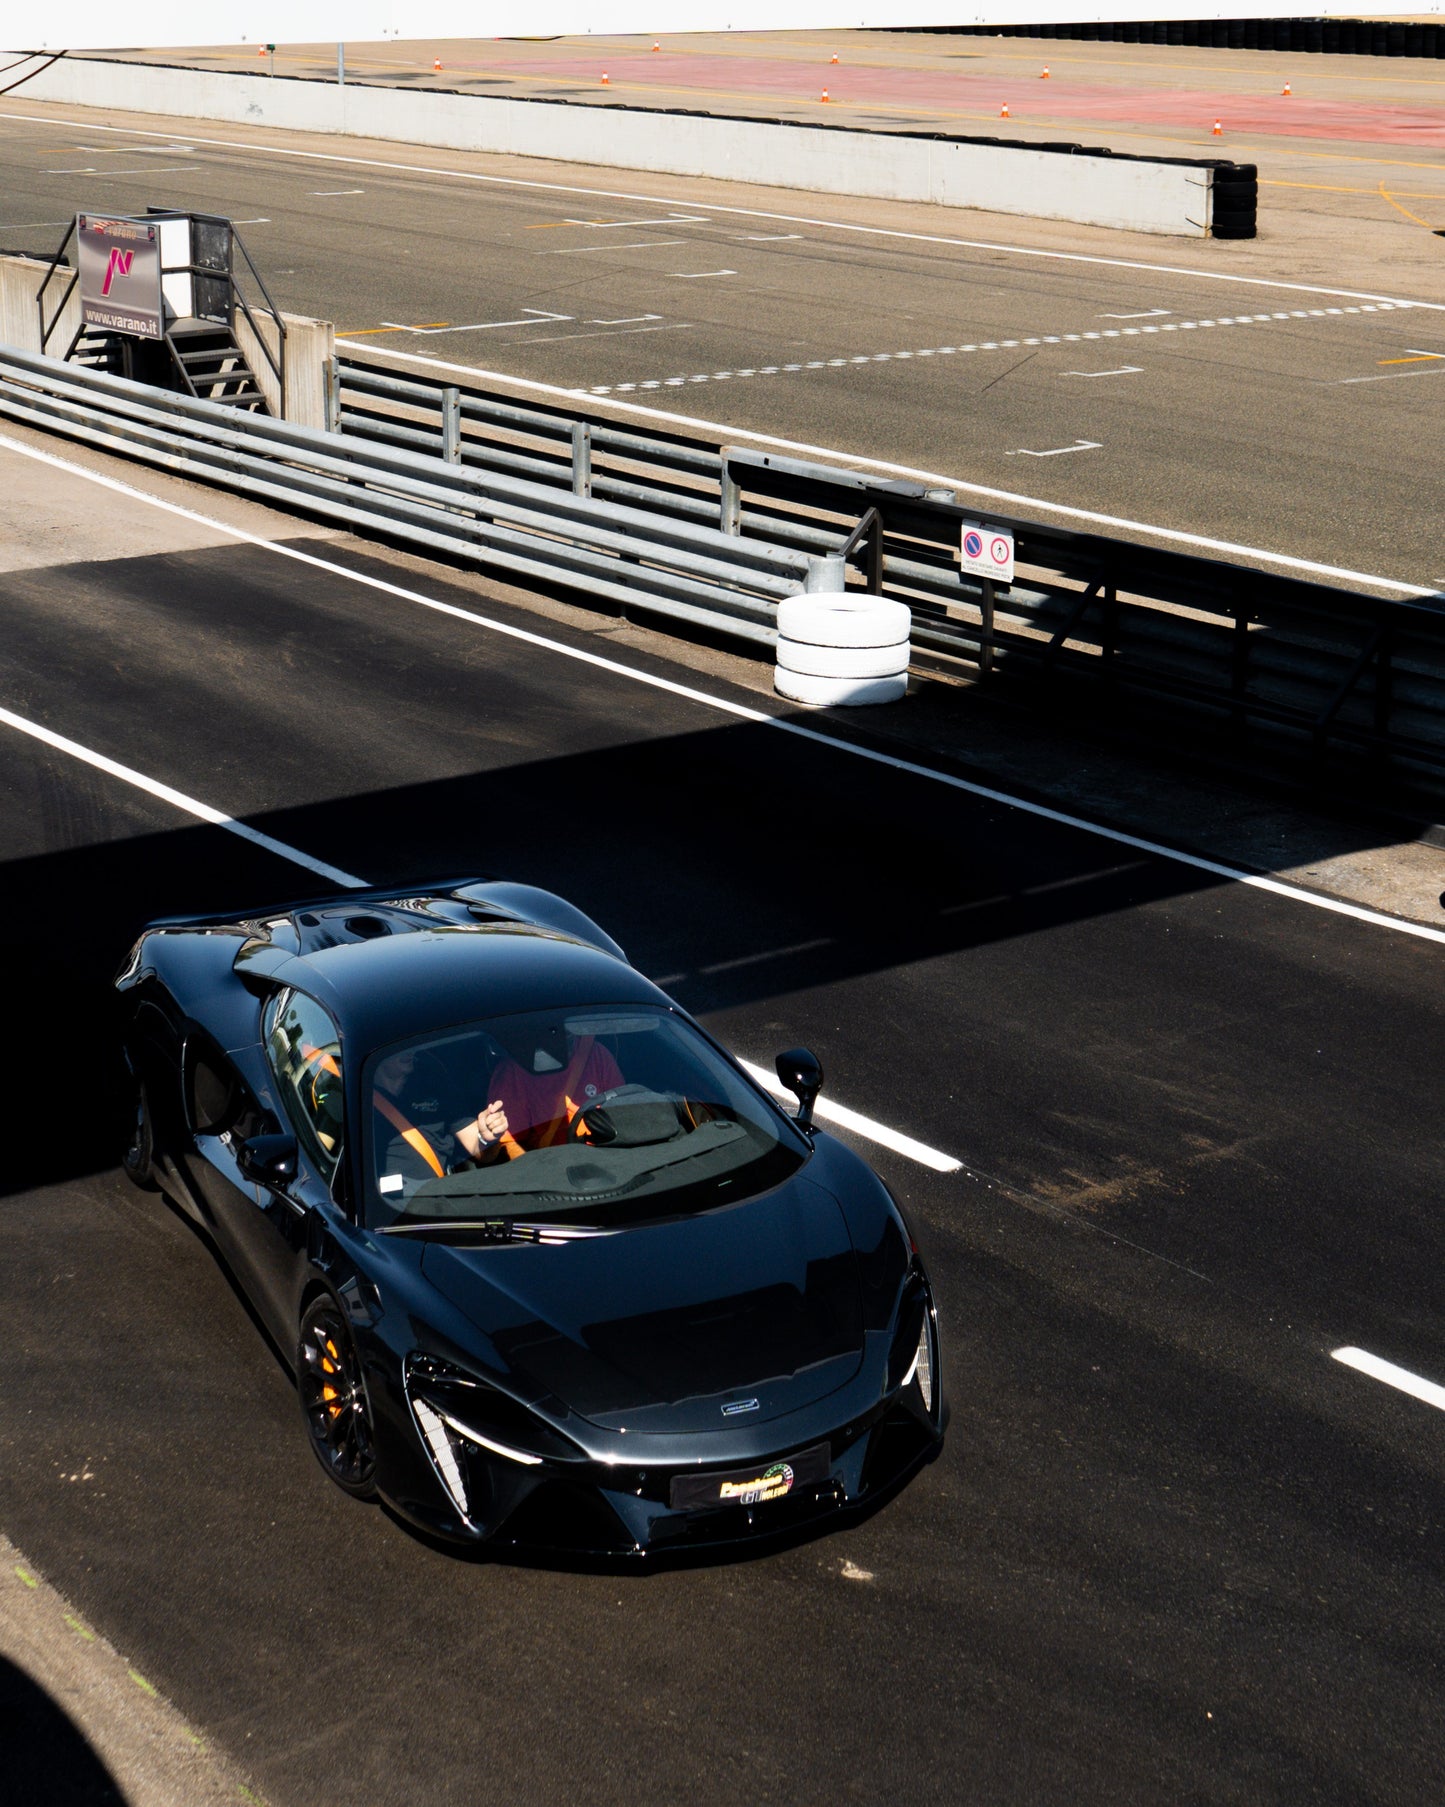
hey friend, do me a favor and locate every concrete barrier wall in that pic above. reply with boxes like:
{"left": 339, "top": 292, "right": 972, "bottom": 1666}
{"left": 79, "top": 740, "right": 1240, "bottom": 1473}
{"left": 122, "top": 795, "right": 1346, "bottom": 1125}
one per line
{"left": 0, "top": 254, "right": 79, "bottom": 355}
{"left": 10, "top": 56, "right": 1211, "bottom": 237}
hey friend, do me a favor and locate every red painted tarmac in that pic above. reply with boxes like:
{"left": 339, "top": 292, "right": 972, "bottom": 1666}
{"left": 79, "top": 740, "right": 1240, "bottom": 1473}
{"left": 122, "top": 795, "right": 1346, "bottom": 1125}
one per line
{"left": 441, "top": 48, "right": 1445, "bottom": 147}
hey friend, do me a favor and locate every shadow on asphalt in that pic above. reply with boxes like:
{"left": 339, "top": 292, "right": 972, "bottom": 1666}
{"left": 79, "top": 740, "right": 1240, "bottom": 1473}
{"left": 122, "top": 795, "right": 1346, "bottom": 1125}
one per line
{"left": 0, "top": 1655, "right": 125, "bottom": 1805}
{"left": 2, "top": 707, "right": 1244, "bottom": 1200}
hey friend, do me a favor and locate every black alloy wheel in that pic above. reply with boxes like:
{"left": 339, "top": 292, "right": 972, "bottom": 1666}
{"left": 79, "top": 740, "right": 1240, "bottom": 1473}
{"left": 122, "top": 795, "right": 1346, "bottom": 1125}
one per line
{"left": 297, "top": 1298, "right": 377, "bottom": 1499}
{"left": 121, "top": 1086, "right": 158, "bottom": 1191}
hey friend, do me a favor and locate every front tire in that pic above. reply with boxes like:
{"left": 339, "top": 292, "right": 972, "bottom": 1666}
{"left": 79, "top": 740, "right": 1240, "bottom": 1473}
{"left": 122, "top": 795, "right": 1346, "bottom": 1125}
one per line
{"left": 297, "top": 1298, "right": 377, "bottom": 1500}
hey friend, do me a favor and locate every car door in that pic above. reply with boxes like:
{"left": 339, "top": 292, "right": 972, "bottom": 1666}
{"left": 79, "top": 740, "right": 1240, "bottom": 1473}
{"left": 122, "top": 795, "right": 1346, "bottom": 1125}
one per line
{"left": 236, "top": 985, "right": 349, "bottom": 1344}
{"left": 179, "top": 1024, "right": 269, "bottom": 1244}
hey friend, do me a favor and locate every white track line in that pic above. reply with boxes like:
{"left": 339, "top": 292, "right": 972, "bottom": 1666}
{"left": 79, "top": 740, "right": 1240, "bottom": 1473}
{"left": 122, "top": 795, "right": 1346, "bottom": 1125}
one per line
{"left": 3, "top": 104, "right": 1442, "bottom": 312}
{"left": 738, "top": 1059, "right": 961, "bottom": 1173}
{"left": 590, "top": 304, "right": 1410, "bottom": 395}
{"left": 336, "top": 342, "right": 1444, "bottom": 599}
{"left": 1332, "top": 1347, "right": 1445, "bottom": 1413}
{"left": 0, "top": 702, "right": 365, "bottom": 889}
{"left": 2, "top": 431, "right": 1444, "bottom": 950}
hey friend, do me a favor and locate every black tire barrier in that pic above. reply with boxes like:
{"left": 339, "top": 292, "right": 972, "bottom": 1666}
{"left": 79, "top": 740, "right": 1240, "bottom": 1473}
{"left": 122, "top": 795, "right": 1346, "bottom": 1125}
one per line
{"left": 914, "top": 20, "right": 1445, "bottom": 60}
{"left": 1208, "top": 159, "right": 1258, "bottom": 237}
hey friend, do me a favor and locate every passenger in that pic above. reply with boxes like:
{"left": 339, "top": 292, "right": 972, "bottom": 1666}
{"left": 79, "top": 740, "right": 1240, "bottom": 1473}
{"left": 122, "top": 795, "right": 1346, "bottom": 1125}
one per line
{"left": 455, "top": 1023, "right": 623, "bottom": 1163}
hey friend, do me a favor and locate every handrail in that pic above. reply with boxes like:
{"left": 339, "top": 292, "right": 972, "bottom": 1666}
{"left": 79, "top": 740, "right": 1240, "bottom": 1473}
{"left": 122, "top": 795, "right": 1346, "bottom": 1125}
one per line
{"left": 143, "top": 210, "right": 287, "bottom": 412}
{"left": 35, "top": 217, "right": 78, "bottom": 356}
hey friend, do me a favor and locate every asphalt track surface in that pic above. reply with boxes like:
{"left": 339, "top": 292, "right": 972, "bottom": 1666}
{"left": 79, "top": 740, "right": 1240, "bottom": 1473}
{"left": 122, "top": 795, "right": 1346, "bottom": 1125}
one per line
{"left": 2, "top": 415, "right": 1444, "bottom": 1806}
{"left": 5, "top": 100, "right": 1445, "bottom": 586}
{"left": 1, "top": 61, "right": 1444, "bottom": 1807}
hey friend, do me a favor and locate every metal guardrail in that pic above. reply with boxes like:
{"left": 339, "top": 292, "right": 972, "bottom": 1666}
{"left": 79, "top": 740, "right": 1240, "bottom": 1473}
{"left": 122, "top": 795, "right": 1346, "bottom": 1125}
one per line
{"left": 0, "top": 347, "right": 847, "bottom": 647}
{"left": 4, "top": 338, "right": 1445, "bottom": 796}
{"left": 331, "top": 351, "right": 1445, "bottom": 788}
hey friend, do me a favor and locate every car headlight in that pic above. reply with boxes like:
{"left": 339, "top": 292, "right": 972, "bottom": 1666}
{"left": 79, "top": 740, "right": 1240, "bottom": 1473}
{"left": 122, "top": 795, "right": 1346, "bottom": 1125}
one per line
{"left": 405, "top": 1354, "right": 583, "bottom": 1517}
{"left": 901, "top": 1316, "right": 934, "bottom": 1415}
{"left": 887, "top": 1282, "right": 939, "bottom": 1419}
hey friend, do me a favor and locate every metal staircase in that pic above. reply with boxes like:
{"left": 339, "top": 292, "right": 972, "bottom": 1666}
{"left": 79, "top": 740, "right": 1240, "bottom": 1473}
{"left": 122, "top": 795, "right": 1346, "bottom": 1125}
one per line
{"left": 166, "top": 321, "right": 267, "bottom": 410}
{"left": 65, "top": 320, "right": 267, "bottom": 408}
{"left": 37, "top": 211, "right": 284, "bottom": 416}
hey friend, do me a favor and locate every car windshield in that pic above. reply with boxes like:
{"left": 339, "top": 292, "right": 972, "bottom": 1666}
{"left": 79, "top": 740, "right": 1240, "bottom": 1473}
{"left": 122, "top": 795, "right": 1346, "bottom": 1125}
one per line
{"left": 362, "top": 1005, "right": 808, "bottom": 1232}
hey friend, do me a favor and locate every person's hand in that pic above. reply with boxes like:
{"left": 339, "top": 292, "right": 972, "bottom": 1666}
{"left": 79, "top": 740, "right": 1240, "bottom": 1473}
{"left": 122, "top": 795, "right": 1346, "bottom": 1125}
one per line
{"left": 476, "top": 1101, "right": 509, "bottom": 1146}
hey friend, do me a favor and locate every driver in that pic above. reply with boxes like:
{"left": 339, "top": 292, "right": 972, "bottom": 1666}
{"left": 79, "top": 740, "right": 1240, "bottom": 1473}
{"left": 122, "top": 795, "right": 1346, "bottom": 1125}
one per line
{"left": 455, "top": 1022, "right": 623, "bottom": 1163}
{"left": 373, "top": 1045, "right": 477, "bottom": 1186}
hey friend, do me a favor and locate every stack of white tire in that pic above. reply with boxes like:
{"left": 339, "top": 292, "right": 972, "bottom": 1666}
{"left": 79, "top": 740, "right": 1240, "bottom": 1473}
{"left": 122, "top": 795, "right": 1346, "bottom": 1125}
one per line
{"left": 774, "top": 593, "right": 912, "bottom": 707}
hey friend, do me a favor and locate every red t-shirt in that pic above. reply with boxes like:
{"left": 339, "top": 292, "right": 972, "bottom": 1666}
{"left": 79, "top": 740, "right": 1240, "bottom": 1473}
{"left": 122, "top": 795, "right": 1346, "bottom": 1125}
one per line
{"left": 490, "top": 1037, "right": 624, "bottom": 1152}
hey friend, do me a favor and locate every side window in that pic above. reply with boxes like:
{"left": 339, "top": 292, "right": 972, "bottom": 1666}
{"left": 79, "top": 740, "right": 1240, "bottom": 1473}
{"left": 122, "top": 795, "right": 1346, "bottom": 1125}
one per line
{"left": 264, "top": 988, "right": 345, "bottom": 1180}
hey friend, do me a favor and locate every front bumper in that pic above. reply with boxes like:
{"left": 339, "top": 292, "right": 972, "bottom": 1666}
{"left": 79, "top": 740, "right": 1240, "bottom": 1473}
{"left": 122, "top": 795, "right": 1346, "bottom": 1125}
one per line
{"left": 381, "top": 1386, "right": 946, "bottom": 1557}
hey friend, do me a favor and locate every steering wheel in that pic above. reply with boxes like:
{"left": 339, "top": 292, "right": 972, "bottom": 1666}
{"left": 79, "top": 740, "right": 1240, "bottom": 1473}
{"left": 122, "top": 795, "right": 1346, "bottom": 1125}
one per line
{"left": 566, "top": 1084, "right": 634, "bottom": 1144}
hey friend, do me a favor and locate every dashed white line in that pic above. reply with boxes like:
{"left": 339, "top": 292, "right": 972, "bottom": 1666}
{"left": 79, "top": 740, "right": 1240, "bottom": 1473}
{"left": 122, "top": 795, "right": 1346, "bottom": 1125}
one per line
{"left": 1064, "top": 366, "right": 1144, "bottom": 378}
{"left": 381, "top": 309, "right": 572, "bottom": 334}
{"left": 671, "top": 269, "right": 736, "bottom": 279}
{"left": 539, "top": 240, "right": 686, "bottom": 254}
{"left": 1332, "top": 1347, "right": 1445, "bottom": 1413}
{"left": 1009, "top": 440, "right": 1103, "bottom": 458}
{"left": 569, "top": 213, "right": 710, "bottom": 228}
{"left": 737, "top": 1060, "right": 962, "bottom": 1173}
{"left": 586, "top": 303, "right": 1408, "bottom": 395}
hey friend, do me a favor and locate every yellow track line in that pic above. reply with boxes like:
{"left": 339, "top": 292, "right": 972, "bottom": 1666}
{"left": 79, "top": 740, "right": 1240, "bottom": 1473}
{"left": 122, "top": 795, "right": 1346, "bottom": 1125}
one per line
{"left": 1378, "top": 178, "right": 1437, "bottom": 227}
{"left": 339, "top": 321, "right": 449, "bottom": 335}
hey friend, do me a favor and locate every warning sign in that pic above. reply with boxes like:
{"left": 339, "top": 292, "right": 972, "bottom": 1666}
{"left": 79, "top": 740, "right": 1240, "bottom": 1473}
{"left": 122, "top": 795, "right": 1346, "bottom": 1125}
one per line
{"left": 960, "top": 520, "right": 1014, "bottom": 584}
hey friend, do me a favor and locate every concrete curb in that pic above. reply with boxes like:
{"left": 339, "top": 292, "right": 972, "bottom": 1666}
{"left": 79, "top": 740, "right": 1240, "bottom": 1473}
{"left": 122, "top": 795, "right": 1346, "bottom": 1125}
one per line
{"left": 0, "top": 1533, "right": 268, "bottom": 1807}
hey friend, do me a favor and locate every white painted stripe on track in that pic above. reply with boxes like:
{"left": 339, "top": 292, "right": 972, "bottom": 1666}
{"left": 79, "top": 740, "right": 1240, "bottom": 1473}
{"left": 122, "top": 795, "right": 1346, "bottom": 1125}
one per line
{"left": 2, "top": 105, "right": 1441, "bottom": 313}
{"left": 738, "top": 1059, "right": 961, "bottom": 1173}
{"left": 337, "top": 343, "right": 1443, "bottom": 600}
{"left": 2, "top": 431, "right": 1444, "bottom": 952}
{"left": 0, "top": 701, "right": 366, "bottom": 890}
{"left": 589, "top": 304, "right": 1412, "bottom": 396}
{"left": 1332, "top": 1346, "right": 1445, "bottom": 1413}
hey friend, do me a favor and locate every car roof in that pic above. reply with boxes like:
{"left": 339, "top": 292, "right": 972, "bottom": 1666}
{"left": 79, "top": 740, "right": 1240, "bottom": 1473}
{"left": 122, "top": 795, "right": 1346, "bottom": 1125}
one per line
{"left": 279, "top": 923, "right": 666, "bottom": 1055}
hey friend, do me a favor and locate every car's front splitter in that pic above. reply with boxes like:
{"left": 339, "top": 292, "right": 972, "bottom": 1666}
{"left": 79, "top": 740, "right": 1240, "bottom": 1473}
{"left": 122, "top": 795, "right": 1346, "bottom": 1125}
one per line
{"left": 379, "top": 1394, "right": 945, "bottom": 1557}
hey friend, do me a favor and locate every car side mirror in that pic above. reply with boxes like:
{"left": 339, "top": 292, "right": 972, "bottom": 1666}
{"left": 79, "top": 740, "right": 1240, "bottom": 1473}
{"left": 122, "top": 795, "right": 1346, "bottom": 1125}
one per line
{"left": 774, "top": 1047, "right": 823, "bottom": 1133}
{"left": 237, "top": 1133, "right": 299, "bottom": 1188}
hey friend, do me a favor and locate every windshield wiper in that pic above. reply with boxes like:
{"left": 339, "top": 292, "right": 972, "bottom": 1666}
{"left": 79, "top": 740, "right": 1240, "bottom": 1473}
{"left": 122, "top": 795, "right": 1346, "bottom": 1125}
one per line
{"left": 379, "top": 1218, "right": 617, "bottom": 1242}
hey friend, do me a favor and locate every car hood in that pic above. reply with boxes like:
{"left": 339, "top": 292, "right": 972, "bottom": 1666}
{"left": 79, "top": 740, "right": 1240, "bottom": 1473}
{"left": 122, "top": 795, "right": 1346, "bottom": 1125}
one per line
{"left": 420, "top": 1177, "right": 864, "bottom": 1433}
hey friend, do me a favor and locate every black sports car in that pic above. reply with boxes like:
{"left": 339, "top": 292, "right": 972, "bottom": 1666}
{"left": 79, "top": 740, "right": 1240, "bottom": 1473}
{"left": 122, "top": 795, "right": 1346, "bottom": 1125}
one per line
{"left": 117, "top": 878, "right": 945, "bottom": 1555}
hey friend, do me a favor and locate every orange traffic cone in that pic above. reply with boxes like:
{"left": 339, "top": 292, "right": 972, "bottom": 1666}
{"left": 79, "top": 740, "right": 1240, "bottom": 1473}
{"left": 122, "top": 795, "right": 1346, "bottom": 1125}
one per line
{"left": 831, "top": 52, "right": 839, "bottom": 63}
{"left": 433, "top": 59, "right": 442, "bottom": 71}
{"left": 601, "top": 71, "right": 609, "bottom": 84}
{"left": 1041, "top": 65, "right": 1050, "bottom": 78}
{"left": 1000, "top": 103, "right": 1010, "bottom": 118}
{"left": 652, "top": 41, "right": 660, "bottom": 51}
{"left": 257, "top": 44, "right": 266, "bottom": 56}
{"left": 821, "top": 88, "right": 830, "bottom": 102}
{"left": 1212, "top": 119, "right": 1223, "bottom": 135}
{"left": 1282, "top": 81, "right": 1291, "bottom": 95}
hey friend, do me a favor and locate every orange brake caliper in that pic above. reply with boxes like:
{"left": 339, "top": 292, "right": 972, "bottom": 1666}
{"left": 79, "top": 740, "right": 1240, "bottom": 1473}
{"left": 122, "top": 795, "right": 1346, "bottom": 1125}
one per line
{"left": 321, "top": 1337, "right": 341, "bottom": 1418}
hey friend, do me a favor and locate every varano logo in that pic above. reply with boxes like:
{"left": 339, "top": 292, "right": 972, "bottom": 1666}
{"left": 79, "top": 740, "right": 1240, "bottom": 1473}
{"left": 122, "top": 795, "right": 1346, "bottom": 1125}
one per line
{"left": 100, "top": 248, "right": 134, "bottom": 297}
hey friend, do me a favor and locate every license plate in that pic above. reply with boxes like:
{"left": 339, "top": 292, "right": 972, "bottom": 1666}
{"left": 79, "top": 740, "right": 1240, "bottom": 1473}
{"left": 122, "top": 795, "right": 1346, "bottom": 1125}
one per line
{"left": 669, "top": 1442, "right": 830, "bottom": 1512}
